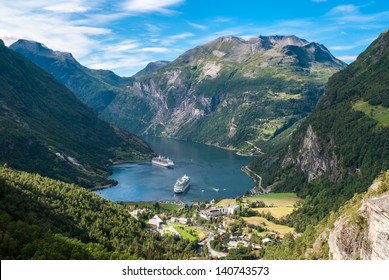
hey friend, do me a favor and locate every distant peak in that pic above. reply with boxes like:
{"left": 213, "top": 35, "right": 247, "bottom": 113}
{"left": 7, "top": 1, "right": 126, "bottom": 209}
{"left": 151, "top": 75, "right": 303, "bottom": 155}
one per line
{"left": 209, "top": 34, "right": 309, "bottom": 49}
{"left": 11, "top": 39, "right": 50, "bottom": 52}
{"left": 10, "top": 39, "right": 73, "bottom": 59}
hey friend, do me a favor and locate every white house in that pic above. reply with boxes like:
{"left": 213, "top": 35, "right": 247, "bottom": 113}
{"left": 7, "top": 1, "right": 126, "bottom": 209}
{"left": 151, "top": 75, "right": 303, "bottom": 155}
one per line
{"left": 148, "top": 215, "right": 163, "bottom": 229}
{"left": 227, "top": 205, "right": 240, "bottom": 215}
{"left": 262, "top": 237, "right": 273, "bottom": 244}
{"left": 178, "top": 217, "right": 188, "bottom": 224}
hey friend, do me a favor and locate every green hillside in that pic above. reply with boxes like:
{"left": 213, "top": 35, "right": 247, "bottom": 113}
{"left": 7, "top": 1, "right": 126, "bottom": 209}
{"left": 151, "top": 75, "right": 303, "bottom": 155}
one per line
{"left": 10, "top": 40, "right": 134, "bottom": 112}
{"left": 0, "top": 40, "right": 153, "bottom": 187}
{"left": 0, "top": 166, "right": 196, "bottom": 259}
{"left": 250, "top": 30, "right": 389, "bottom": 231}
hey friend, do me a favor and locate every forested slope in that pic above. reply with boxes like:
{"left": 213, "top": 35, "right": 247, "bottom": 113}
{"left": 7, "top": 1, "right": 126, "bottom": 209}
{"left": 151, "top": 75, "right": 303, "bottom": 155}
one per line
{"left": 0, "top": 166, "right": 196, "bottom": 259}
{"left": 0, "top": 40, "right": 153, "bottom": 187}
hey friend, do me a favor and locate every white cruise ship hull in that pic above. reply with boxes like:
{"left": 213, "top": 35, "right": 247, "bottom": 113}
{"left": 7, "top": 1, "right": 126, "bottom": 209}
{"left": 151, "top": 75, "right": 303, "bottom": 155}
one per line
{"left": 174, "top": 183, "right": 190, "bottom": 194}
{"left": 151, "top": 156, "right": 174, "bottom": 168}
{"left": 174, "top": 175, "right": 190, "bottom": 193}
{"left": 152, "top": 160, "right": 171, "bottom": 167}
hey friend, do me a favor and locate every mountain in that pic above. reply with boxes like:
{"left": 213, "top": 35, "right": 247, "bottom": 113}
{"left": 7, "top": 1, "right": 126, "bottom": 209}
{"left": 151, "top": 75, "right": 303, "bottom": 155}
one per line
{"left": 0, "top": 40, "right": 153, "bottom": 187}
{"left": 10, "top": 39, "right": 134, "bottom": 112}
{"left": 133, "top": 60, "right": 170, "bottom": 79}
{"left": 100, "top": 35, "right": 346, "bottom": 151}
{"left": 249, "top": 30, "right": 389, "bottom": 231}
{"left": 0, "top": 165, "right": 196, "bottom": 259}
{"left": 12, "top": 36, "right": 346, "bottom": 152}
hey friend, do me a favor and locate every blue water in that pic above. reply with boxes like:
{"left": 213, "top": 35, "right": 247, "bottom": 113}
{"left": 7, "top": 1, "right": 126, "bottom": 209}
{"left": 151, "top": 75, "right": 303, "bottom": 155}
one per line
{"left": 94, "top": 136, "right": 254, "bottom": 203}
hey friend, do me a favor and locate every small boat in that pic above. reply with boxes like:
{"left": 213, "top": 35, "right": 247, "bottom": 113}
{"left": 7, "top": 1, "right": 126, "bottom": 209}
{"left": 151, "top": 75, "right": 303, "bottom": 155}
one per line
{"left": 212, "top": 188, "right": 220, "bottom": 192}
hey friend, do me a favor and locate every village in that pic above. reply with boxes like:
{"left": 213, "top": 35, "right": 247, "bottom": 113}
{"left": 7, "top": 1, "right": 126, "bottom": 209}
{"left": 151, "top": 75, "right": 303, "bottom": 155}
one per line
{"left": 126, "top": 193, "right": 302, "bottom": 259}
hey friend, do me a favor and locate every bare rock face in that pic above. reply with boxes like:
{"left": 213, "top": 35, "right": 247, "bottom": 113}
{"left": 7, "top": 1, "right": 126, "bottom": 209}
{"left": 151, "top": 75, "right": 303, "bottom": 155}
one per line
{"left": 359, "top": 192, "right": 389, "bottom": 259}
{"left": 328, "top": 183, "right": 389, "bottom": 260}
{"left": 293, "top": 125, "right": 339, "bottom": 182}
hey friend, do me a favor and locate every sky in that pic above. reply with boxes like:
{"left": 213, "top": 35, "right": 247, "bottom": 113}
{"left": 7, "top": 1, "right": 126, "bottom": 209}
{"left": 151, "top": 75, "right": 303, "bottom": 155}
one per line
{"left": 1, "top": 0, "right": 389, "bottom": 76}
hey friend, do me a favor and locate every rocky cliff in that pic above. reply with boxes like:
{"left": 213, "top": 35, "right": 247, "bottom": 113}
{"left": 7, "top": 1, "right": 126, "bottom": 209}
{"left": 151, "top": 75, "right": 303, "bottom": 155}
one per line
{"left": 327, "top": 174, "right": 389, "bottom": 260}
{"left": 282, "top": 124, "right": 339, "bottom": 182}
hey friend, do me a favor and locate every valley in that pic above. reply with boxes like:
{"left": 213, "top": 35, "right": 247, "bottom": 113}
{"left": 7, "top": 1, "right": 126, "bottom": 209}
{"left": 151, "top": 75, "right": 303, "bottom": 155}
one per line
{"left": 1, "top": 21, "right": 389, "bottom": 260}
{"left": 11, "top": 36, "right": 346, "bottom": 154}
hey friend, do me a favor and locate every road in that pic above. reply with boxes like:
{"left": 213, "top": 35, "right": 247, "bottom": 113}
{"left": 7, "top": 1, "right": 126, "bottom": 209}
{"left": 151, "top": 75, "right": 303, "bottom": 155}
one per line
{"left": 198, "top": 227, "right": 226, "bottom": 258}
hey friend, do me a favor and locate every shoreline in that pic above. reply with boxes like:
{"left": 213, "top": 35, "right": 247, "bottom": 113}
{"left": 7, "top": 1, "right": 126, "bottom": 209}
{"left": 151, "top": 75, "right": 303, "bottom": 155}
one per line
{"left": 89, "top": 183, "right": 115, "bottom": 191}
{"left": 143, "top": 134, "right": 259, "bottom": 157}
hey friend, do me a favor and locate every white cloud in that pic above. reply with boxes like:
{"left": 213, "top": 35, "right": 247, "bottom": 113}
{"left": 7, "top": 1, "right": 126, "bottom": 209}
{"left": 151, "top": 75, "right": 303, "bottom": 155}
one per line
{"left": 43, "top": 3, "right": 89, "bottom": 13}
{"left": 214, "top": 17, "right": 232, "bottom": 23}
{"left": 168, "top": 32, "right": 195, "bottom": 40}
{"left": 330, "top": 45, "right": 357, "bottom": 51}
{"left": 188, "top": 21, "right": 207, "bottom": 30}
{"left": 135, "top": 47, "right": 172, "bottom": 53}
{"left": 329, "top": 5, "right": 359, "bottom": 15}
{"left": 337, "top": 55, "right": 358, "bottom": 62}
{"left": 0, "top": 1, "right": 108, "bottom": 58}
{"left": 329, "top": 37, "right": 377, "bottom": 51}
{"left": 103, "top": 40, "right": 140, "bottom": 53}
{"left": 122, "top": 0, "right": 184, "bottom": 14}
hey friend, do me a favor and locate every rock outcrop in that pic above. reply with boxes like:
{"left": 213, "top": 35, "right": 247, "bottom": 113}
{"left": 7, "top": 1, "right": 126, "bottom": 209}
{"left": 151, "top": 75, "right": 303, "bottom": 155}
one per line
{"left": 281, "top": 124, "right": 339, "bottom": 182}
{"left": 328, "top": 181, "right": 389, "bottom": 260}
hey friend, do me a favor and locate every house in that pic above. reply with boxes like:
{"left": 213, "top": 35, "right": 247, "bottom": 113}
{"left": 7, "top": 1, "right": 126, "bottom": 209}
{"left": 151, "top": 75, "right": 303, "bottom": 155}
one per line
{"left": 261, "top": 237, "right": 273, "bottom": 244}
{"left": 199, "top": 207, "right": 221, "bottom": 220}
{"left": 170, "top": 217, "right": 178, "bottom": 223}
{"left": 227, "top": 205, "right": 240, "bottom": 215}
{"left": 227, "top": 241, "right": 239, "bottom": 248}
{"left": 218, "top": 207, "right": 228, "bottom": 215}
{"left": 148, "top": 215, "right": 163, "bottom": 229}
{"left": 128, "top": 208, "right": 150, "bottom": 219}
{"left": 178, "top": 217, "right": 188, "bottom": 225}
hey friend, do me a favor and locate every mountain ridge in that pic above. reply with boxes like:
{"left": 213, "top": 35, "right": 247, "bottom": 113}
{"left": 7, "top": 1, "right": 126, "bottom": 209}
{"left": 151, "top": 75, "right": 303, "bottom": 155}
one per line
{"left": 11, "top": 35, "right": 346, "bottom": 152}
{"left": 103, "top": 35, "right": 346, "bottom": 150}
{"left": 10, "top": 39, "right": 134, "bottom": 112}
{"left": 0, "top": 41, "right": 153, "bottom": 187}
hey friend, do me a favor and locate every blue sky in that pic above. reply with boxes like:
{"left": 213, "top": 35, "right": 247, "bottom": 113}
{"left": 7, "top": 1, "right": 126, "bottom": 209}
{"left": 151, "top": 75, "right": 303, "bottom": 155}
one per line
{"left": 1, "top": 0, "right": 389, "bottom": 76}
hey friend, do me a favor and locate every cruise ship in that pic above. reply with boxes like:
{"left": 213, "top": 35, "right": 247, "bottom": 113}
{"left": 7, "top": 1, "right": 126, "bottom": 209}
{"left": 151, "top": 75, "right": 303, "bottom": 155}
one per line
{"left": 152, "top": 155, "right": 174, "bottom": 168}
{"left": 174, "top": 175, "right": 190, "bottom": 193}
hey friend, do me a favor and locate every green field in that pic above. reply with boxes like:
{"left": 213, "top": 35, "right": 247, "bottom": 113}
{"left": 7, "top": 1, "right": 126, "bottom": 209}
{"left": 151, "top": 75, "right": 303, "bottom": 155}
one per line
{"left": 245, "top": 193, "right": 301, "bottom": 207}
{"left": 242, "top": 216, "right": 295, "bottom": 234}
{"left": 172, "top": 225, "right": 206, "bottom": 242}
{"left": 253, "top": 206, "right": 295, "bottom": 219}
{"left": 353, "top": 100, "right": 389, "bottom": 127}
{"left": 215, "top": 199, "right": 236, "bottom": 208}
